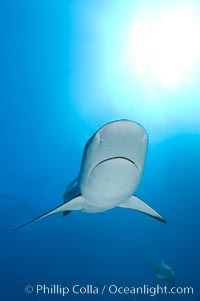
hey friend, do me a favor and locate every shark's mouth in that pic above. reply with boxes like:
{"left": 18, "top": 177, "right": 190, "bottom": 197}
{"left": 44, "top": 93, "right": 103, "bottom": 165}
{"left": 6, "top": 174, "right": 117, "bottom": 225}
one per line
{"left": 95, "top": 156, "right": 139, "bottom": 171}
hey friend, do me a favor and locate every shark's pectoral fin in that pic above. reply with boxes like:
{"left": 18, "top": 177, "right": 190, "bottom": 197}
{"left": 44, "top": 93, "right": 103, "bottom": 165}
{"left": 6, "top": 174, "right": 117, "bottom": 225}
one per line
{"left": 155, "top": 274, "right": 165, "bottom": 279}
{"left": 15, "top": 196, "right": 84, "bottom": 230}
{"left": 118, "top": 195, "right": 166, "bottom": 223}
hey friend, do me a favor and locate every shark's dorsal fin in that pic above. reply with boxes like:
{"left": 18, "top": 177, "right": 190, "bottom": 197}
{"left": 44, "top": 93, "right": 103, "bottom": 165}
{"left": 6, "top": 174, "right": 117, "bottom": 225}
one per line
{"left": 118, "top": 195, "right": 166, "bottom": 223}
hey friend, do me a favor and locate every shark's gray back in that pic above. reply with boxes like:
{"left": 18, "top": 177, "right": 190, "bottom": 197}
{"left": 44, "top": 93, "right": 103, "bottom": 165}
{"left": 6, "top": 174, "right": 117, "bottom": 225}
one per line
{"left": 63, "top": 178, "right": 80, "bottom": 216}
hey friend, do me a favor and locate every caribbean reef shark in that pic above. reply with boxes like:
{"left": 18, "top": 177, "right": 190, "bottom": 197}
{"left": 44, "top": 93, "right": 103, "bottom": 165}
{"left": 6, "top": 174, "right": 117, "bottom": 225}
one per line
{"left": 154, "top": 259, "right": 175, "bottom": 285}
{"left": 16, "top": 119, "right": 166, "bottom": 229}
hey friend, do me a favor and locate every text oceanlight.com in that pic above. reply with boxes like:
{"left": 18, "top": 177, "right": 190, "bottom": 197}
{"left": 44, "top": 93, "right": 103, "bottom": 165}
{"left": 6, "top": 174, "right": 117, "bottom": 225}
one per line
{"left": 25, "top": 283, "right": 194, "bottom": 297}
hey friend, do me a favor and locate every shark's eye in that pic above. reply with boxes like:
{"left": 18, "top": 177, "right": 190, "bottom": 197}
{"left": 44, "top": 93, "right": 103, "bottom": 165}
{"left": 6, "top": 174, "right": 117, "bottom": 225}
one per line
{"left": 97, "top": 132, "right": 103, "bottom": 143}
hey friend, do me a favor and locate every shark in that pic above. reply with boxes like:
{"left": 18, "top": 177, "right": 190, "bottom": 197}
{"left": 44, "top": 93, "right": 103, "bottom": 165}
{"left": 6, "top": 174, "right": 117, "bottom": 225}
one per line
{"left": 16, "top": 119, "right": 166, "bottom": 229}
{"left": 154, "top": 259, "right": 175, "bottom": 285}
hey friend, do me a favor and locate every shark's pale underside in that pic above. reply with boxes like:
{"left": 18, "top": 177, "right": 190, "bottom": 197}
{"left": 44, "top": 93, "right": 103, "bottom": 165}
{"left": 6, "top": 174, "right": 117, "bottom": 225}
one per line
{"left": 16, "top": 120, "right": 166, "bottom": 229}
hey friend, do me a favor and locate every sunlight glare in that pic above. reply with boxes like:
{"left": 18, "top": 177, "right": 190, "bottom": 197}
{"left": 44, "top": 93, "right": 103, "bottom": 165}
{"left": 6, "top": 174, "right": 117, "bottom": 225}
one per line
{"left": 125, "top": 6, "right": 200, "bottom": 86}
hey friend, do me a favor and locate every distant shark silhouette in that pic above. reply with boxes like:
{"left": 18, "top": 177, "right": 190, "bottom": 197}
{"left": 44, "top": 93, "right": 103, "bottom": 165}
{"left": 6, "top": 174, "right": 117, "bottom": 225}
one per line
{"left": 16, "top": 120, "right": 166, "bottom": 230}
{"left": 154, "top": 259, "right": 175, "bottom": 285}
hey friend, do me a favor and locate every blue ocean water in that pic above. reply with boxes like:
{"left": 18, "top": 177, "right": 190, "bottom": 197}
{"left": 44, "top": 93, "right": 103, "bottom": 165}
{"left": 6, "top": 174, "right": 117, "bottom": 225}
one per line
{"left": 1, "top": 0, "right": 200, "bottom": 300}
